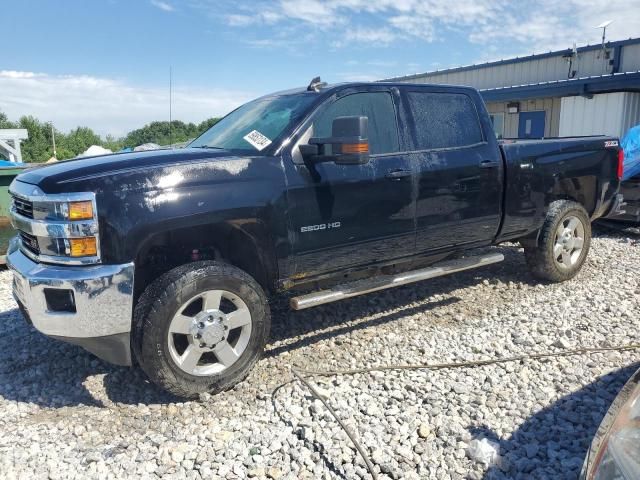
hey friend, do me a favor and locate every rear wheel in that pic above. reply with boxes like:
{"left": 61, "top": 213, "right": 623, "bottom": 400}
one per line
{"left": 133, "top": 261, "right": 270, "bottom": 398}
{"left": 523, "top": 200, "right": 591, "bottom": 282}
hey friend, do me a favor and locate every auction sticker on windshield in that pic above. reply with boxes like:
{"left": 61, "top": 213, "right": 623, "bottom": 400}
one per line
{"left": 243, "top": 130, "right": 272, "bottom": 151}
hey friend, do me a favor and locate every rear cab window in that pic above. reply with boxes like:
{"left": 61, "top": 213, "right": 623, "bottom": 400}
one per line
{"left": 312, "top": 91, "right": 400, "bottom": 155}
{"left": 403, "top": 90, "right": 484, "bottom": 151}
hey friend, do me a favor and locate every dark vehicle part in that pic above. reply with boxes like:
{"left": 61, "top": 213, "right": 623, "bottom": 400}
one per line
{"left": 605, "top": 176, "right": 640, "bottom": 224}
{"left": 524, "top": 200, "right": 591, "bottom": 282}
{"left": 133, "top": 261, "right": 270, "bottom": 398}
{"left": 305, "top": 115, "right": 370, "bottom": 165}
{"left": 581, "top": 367, "right": 640, "bottom": 480}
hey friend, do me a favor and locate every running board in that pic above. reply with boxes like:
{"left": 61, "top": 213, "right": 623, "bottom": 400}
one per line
{"left": 290, "top": 252, "right": 504, "bottom": 310}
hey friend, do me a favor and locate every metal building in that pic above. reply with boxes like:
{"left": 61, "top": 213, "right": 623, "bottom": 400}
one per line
{"left": 385, "top": 38, "right": 640, "bottom": 140}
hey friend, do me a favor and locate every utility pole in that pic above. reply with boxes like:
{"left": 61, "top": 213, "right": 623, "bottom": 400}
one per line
{"left": 51, "top": 123, "right": 57, "bottom": 158}
{"left": 169, "top": 66, "right": 173, "bottom": 148}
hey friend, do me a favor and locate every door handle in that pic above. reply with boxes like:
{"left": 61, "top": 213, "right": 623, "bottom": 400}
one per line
{"left": 385, "top": 169, "right": 412, "bottom": 179}
{"left": 479, "top": 160, "right": 500, "bottom": 169}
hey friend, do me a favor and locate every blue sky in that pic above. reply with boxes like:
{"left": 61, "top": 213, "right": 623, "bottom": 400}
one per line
{"left": 2, "top": 0, "right": 639, "bottom": 136}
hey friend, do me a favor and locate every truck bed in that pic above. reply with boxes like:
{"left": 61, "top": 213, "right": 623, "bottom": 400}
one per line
{"left": 497, "top": 136, "right": 621, "bottom": 240}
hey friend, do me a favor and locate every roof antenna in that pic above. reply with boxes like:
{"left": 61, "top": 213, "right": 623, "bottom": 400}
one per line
{"left": 307, "top": 76, "right": 327, "bottom": 92}
{"left": 594, "top": 20, "right": 612, "bottom": 50}
{"left": 169, "top": 65, "right": 173, "bottom": 148}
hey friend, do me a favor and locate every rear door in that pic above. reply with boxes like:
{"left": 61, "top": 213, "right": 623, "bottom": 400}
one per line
{"left": 399, "top": 87, "right": 503, "bottom": 252}
{"left": 283, "top": 87, "right": 416, "bottom": 277}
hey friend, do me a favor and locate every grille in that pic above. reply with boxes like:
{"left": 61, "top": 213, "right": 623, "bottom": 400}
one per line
{"left": 12, "top": 195, "right": 34, "bottom": 219}
{"left": 20, "top": 231, "right": 40, "bottom": 255}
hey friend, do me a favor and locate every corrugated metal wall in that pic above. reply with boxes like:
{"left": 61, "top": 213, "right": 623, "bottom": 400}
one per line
{"left": 486, "top": 98, "right": 562, "bottom": 137}
{"left": 559, "top": 92, "right": 640, "bottom": 137}
{"left": 395, "top": 41, "right": 640, "bottom": 89}
{"left": 621, "top": 44, "right": 640, "bottom": 72}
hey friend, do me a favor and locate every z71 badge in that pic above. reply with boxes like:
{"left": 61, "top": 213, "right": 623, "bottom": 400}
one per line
{"left": 300, "top": 222, "right": 341, "bottom": 233}
{"left": 604, "top": 140, "right": 619, "bottom": 148}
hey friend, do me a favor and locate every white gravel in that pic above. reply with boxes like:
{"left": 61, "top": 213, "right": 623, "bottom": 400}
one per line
{"left": 1, "top": 226, "right": 639, "bottom": 480}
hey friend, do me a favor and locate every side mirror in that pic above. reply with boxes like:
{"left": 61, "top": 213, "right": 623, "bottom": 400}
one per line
{"left": 302, "top": 116, "right": 370, "bottom": 165}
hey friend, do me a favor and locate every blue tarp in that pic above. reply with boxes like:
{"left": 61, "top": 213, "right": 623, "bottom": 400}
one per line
{"left": 0, "top": 160, "right": 23, "bottom": 167}
{"left": 621, "top": 125, "right": 640, "bottom": 181}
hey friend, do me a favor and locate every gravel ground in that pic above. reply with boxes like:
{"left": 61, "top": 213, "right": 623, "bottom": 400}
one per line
{"left": 1, "top": 227, "right": 639, "bottom": 480}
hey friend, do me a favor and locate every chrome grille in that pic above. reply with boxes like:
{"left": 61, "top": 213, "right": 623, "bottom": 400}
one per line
{"left": 12, "top": 195, "right": 33, "bottom": 219}
{"left": 19, "top": 231, "right": 40, "bottom": 255}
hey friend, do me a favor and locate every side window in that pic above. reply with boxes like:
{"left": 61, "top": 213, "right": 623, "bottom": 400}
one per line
{"left": 406, "top": 92, "right": 484, "bottom": 150}
{"left": 313, "top": 92, "right": 399, "bottom": 155}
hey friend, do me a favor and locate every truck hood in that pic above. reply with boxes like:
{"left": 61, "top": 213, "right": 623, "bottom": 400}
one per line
{"left": 16, "top": 148, "right": 246, "bottom": 193}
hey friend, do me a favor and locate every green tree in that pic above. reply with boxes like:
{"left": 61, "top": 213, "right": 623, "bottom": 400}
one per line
{"left": 59, "top": 127, "right": 103, "bottom": 157}
{"left": 0, "top": 112, "right": 16, "bottom": 129}
{"left": 197, "top": 117, "right": 220, "bottom": 134}
{"left": 0, "top": 110, "right": 222, "bottom": 162}
{"left": 17, "top": 116, "right": 53, "bottom": 162}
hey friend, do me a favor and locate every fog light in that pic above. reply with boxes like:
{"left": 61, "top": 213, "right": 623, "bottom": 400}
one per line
{"left": 69, "top": 237, "right": 97, "bottom": 257}
{"left": 44, "top": 288, "right": 76, "bottom": 313}
{"left": 68, "top": 201, "right": 94, "bottom": 220}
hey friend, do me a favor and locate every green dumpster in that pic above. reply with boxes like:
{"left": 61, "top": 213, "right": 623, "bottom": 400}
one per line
{"left": 0, "top": 165, "right": 29, "bottom": 264}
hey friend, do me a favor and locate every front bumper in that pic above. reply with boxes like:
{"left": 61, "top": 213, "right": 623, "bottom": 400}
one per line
{"left": 6, "top": 237, "right": 135, "bottom": 366}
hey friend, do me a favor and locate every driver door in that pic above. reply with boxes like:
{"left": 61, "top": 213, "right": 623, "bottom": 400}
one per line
{"left": 282, "top": 88, "right": 416, "bottom": 277}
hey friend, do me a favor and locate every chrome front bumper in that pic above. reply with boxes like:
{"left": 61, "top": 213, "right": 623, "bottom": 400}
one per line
{"left": 6, "top": 237, "right": 135, "bottom": 365}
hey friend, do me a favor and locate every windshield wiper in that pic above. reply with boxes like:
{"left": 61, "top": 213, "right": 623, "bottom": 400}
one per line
{"left": 192, "top": 145, "right": 226, "bottom": 150}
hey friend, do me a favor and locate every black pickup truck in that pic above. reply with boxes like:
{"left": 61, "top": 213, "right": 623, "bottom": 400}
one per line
{"left": 7, "top": 81, "right": 624, "bottom": 397}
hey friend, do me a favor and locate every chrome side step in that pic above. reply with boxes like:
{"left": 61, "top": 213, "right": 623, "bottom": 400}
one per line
{"left": 290, "top": 252, "right": 504, "bottom": 310}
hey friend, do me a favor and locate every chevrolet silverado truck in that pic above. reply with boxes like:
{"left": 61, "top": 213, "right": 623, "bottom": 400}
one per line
{"left": 7, "top": 80, "right": 625, "bottom": 397}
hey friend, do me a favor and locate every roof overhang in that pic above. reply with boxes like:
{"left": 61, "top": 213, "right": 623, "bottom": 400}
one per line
{"left": 481, "top": 71, "right": 640, "bottom": 102}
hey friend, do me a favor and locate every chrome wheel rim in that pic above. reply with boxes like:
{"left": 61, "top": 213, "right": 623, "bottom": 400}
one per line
{"left": 167, "top": 289, "right": 252, "bottom": 376}
{"left": 553, "top": 215, "right": 585, "bottom": 270}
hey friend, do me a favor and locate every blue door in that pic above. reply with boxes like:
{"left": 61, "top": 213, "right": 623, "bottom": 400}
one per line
{"left": 518, "top": 111, "right": 546, "bottom": 138}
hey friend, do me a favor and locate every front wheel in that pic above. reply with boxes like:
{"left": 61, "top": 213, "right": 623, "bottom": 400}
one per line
{"left": 523, "top": 200, "right": 591, "bottom": 282}
{"left": 133, "top": 261, "right": 270, "bottom": 398}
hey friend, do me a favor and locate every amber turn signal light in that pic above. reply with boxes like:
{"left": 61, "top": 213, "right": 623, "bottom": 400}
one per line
{"left": 69, "top": 237, "right": 98, "bottom": 257}
{"left": 68, "top": 201, "right": 94, "bottom": 220}
{"left": 341, "top": 142, "right": 369, "bottom": 154}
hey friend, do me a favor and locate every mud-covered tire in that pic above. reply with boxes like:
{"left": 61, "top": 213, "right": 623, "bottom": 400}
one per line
{"left": 523, "top": 200, "right": 591, "bottom": 282}
{"left": 132, "top": 261, "right": 270, "bottom": 398}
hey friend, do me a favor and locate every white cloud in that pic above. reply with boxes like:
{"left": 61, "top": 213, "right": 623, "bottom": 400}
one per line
{"left": 150, "top": 0, "right": 175, "bottom": 12}
{"left": 279, "top": 0, "right": 337, "bottom": 26}
{"left": 218, "top": 0, "right": 639, "bottom": 54}
{"left": 468, "top": 0, "right": 640, "bottom": 52}
{"left": 0, "top": 71, "right": 253, "bottom": 137}
{"left": 226, "top": 14, "right": 254, "bottom": 26}
{"left": 342, "top": 28, "right": 398, "bottom": 45}
{"left": 225, "top": 11, "right": 282, "bottom": 26}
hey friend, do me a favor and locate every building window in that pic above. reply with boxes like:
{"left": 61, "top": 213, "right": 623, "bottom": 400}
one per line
{"left": 489, "top": 113, "right": 505, "bottom": 139}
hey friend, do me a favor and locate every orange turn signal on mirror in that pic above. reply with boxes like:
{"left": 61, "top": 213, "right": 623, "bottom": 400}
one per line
{"left": 341, "top": 142, "right": 369, "bottom": 154}
{"left": 69, "top": 237, "right": 98, "bottom": 257}
{"left": 68, "top": 201, "right": 94, "bottom": 220}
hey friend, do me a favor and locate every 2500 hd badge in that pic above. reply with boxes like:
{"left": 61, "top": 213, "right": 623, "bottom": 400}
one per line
{"left": 300, "top": 222, "right": 341, "bottom": 233}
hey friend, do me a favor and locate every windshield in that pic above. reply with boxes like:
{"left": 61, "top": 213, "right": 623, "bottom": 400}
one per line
{"left": 189, "top": 94, "right": 316, "bottom": 153}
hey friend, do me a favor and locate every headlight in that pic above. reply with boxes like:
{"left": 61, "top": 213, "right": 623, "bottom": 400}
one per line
{"left": 32, "top": 199, "right": 94, "bottom": 221}
{"left": 582, "top": 369, "right": 640, "bottom": 480}
{"left": 67, "top": 201, "right": 94, "bottom": 220}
